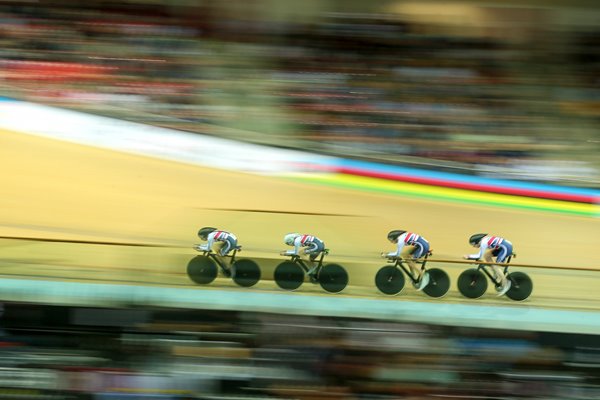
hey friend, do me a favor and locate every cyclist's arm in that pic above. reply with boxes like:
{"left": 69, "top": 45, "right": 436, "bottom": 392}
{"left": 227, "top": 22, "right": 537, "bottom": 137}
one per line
{"left": 203, "top": 232, "right": 217, "bottom": 251}
{"left": 283, "top": 237, "right": 301, "bottom": 256}
{"left": 196, "top": 232, "right": 214, "bottom": 251}
{"left": 466, "top": 243, "right": 486, "bottom": 260}
{"left": 386, "top": 240, "right": 405, "bottom": 258}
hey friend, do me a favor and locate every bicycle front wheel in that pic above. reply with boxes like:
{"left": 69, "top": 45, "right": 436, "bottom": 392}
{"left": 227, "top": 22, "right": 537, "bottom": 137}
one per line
{"left": 375, "top": 265, "right": 405, "bottom": 295}
{"left": 457, "top": 268, "right": 487, "bottom": 299}
{"left": 187, "top": 255, "right": 218, "bottom": 285}
{"left": 274, "top": 261, "right": 304, "bottom": 291}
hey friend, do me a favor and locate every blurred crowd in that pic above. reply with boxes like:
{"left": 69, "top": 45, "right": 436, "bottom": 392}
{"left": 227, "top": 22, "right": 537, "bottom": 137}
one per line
{"left": 1, "top": 303, "right": 599, "bottom": 399}
{"left": 0, "top": 0, "right": 598, "bottom": 185}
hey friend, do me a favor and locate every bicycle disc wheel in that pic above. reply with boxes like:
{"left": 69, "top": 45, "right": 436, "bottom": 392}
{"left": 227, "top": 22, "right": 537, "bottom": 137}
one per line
{"left": 375, "top": 265, "right": 405, "bottom": 295}
{"left": 457, "top": 268, "right": 487, "bottom": 299}
{"left": 187, "top": 255, "right": 218, "bottom": 284}
{"left": 319, "top": 264, "right": 348, "bottom": 293}
{"left": 422, "top": 268, "right": 450, "bottom": 298}
{"left": 274, "top": 261, "right": 304, "bottom": 291}
{"left": 505, "top": 271, "right": 533, "bottom": 301}
{"left": 232, "top": 259, "right": 261, "bottom": 288}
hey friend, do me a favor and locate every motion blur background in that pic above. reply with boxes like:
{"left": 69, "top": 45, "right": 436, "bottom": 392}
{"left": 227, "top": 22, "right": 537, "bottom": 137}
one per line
{"left": 1, "top": 0, "right": 599, "bottom": 399}
{"left": 1, "top": 0, "right": 598, "bottom": 185}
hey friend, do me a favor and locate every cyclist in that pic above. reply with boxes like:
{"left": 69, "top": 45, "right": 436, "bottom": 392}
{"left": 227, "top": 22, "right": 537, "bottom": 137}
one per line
{"left": 195, "top": 227, "right": 239, "bottom": 257}
{"left": 383, "top": 230, "right": 431, "bottom": 290}
{"left": 464, "top": 233, "right": 513, "bottom": 296}
{"left": 282, "top": 233, "right": 325, "bottom": 279}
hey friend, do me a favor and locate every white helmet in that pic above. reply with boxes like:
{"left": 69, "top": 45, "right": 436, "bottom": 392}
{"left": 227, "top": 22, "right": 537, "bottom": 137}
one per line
{"left": 284, "top": 233, "right": 299, "bottom": 246}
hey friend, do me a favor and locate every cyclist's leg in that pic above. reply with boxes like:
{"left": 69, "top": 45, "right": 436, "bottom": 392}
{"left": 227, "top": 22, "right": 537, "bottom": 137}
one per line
{"left": 483, "top": 249, "right": 494, "bottom": 264}
{"left": 491, "top": 265, "right": 506, "bottom": 285}
{"left": 299, "top": 246, "right": 312, "bottom": 261}
{"left": 483, "top": 249, "right": 503, "bottom": 283}
{"left": 401, "top": 245, "right": 420, "bottom": 279}
{"left": 495, "top": 243, "right": 512, "bottom": 289}
{"left": 412, "top": 240, "right": 429, "bottom": 279}
{"left": 495, "top": 242, "right": 513, "bottom": 264}
{"left": 210, "top": 242, "right": 229, "bottom": 276}
{"left": 304, "top": 241, "right": 326, "bottom": 275}
{"left": 218, "top": 237, "right": 235, "bottom": 256}
{"left": 412, "top": 241, "right": 431, "bottom": 290}
{"left": 298, "top": 248, "right": 314, "bottom": 270}
{"left": 492, "top": 263, "right": 510, "bottom": 295}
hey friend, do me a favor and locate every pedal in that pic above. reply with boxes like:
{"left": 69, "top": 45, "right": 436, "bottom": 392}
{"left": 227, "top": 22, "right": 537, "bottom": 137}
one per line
{"left": 416, "top": 273, "right": 430, "bottom": 291}
{"left": 411, "top": 274, "right": 420, "bottom": 289}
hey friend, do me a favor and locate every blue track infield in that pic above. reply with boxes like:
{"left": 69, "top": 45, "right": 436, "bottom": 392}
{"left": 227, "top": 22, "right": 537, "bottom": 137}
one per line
{"left": 1, "top": 278, "right": 598, "bottom": 335}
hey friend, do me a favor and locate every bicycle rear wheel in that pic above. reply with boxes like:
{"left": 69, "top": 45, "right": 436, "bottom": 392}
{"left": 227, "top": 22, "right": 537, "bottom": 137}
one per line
{"left": 505, "top": 271, "right": 533, "bottom": 301}
{"left": 187, "top": 255, "right": 218, "bottom": 284}
{"left": 375, "top": 265, "right": 405, "bottom": 295}
{"left": 274, "top": 261, "right": 304, "bottom": 291}
{"left": 232, "top": 259, "right": 261, "bottom": 288}
{"left": 319, "top": 264, "right": 348, "bottom": 293}
{"left": 457, "top": 268, "right": 487, "bottom": 299}
{"left": 422, "top": 268, "right": 450, "bottom": 298}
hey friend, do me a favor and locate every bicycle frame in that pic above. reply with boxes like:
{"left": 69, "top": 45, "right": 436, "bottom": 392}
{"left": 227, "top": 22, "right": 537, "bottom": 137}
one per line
{"left": 289, "top": 249, "right": 328, "bottom": 275}
{"left": 388, "top": 251, "right": 432, "bottom": 284}
{"left": 476, "top": 254, "right": 514, "bottom": 286}
{"left": 201, "top": 246, "right": 241, "bottom": 273}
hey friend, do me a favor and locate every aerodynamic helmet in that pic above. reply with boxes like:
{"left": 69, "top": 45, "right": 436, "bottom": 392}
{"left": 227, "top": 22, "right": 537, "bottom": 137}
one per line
{"left": 469, "top": 233, "right": 487, "bottom": 245}
{"left": 387, "top": 230, "right": 406, "bottom": 241}
{"left": 284, "top": 233, "right": 300, "bottom": 246}
{"left": 198, "top": 227, "right": 217, "bottom": 240}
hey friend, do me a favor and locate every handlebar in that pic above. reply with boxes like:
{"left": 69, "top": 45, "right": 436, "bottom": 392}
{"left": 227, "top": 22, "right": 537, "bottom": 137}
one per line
{"left": 382, "top": 255, "right": 402, "bottom": 262}
{"left": 381, "top": 249, "right": 433, "bottom": 261}
{"left": 193, "top": 244, "right": 241, "bottom": 257}
{"left": 280, "top": 249, "right": 330, "bottom": 257}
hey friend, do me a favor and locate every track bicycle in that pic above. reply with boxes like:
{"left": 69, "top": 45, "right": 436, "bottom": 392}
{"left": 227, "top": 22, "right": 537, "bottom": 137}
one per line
{"left": 187, "top": 245, "right": 261, "bottom": 288}
{"left": 274, "top": 249, "right": 348, "bottom": 293}
{"left": 375, "top": 250, "right": 450, "bottom": 298}
{"left": 457, "top": 253, "right": 533, "bottom": 301}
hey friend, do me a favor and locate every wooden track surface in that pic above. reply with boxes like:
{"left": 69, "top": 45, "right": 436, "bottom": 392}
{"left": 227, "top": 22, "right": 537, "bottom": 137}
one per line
{"left": 1, "top": 130, "right": 599, "bottom": 312}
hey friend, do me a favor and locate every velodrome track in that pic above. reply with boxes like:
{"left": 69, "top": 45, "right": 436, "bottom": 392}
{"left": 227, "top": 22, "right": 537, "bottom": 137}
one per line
{"left": 1, "top": 129, "right": 599, "bottom": 328}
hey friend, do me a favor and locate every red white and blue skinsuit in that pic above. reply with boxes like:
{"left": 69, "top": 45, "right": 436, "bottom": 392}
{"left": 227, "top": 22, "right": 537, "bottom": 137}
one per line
{"left": 284, "top": 234, "right": 325, "bottom": 261}
{"left": 467, "top": 235, "right": 513, "bottom": 263}
{"left": 386, "top": 232, "right": 430, "bottom": 259}
{"left": 199, "top": 230, "right": 238, "bottom": 256}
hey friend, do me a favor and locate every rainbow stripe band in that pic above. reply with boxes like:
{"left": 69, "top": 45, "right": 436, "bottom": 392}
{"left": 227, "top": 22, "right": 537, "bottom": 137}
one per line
{"left": 335, "top": 159, "right": 599, "bottom": 204}
{"left": 339, "top": 167, "right": 597, "bottom": 204}
{"left": 289, "top": 173, "right": 598, "bottom": 217}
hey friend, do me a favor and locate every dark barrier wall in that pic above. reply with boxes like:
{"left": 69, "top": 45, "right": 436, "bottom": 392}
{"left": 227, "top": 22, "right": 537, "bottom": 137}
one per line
{"left": 1, "top": 303, "right": 599, "bottom": 399}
